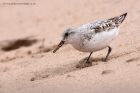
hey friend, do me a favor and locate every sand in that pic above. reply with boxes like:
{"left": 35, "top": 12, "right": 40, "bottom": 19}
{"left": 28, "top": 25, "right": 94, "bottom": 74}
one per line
{"left": 0, "top": 0, "right": 140, "bottom": 93}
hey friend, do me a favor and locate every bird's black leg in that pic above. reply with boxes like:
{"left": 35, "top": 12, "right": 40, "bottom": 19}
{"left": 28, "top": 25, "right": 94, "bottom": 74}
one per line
{"left": 76, "top": 51, "right": 93, "bottom": 68}
{"left": 86, "top": 51, "right": 93, "bottom": 64}
{"left": 104, "top": 46, "right": 112, "bottom": 62}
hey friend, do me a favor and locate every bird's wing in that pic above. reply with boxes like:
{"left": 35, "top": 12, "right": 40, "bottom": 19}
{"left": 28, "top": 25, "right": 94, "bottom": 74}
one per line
{"left": 79, "top": 13, "right": 127, "bottom": 42}
{"left": 80, "top": 20, "right": 116, "bottom": 47}
{"left": 89, "top": 20, "right": 116, "bottom": 33}
{"left": 79, "top": 20, "right": 114, "bottom": 42}
{"left": 108, "top": 13, "right": 127, "bottom": 26}
{"left": 89, "top": 13, "right": 127, "bottom": 33}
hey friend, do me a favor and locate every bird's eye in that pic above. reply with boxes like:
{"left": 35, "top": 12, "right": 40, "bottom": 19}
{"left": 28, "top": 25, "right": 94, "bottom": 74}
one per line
{"left": 65, "top": 33, "right": 69, "bottom": 37}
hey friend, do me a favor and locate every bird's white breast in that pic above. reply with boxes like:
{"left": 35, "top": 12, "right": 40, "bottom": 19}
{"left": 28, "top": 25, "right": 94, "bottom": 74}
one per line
{"left": 70, "top": 27, "right": 119, "bottom": 52}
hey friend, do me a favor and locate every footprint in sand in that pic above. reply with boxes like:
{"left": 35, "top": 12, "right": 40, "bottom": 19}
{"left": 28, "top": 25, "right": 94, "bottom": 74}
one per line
{"left": 101, "top": 70, "right": 114, "bottom": 75}
{"left": 0, "top": 67, "right": 10, "bottom": 72}
{"left": 30, "top": 74, "right": 50, "bottom": 81}
{"left": 1, "top": 36, "right": 38, "bottom": 51}
{"left": 126, "top": 57, "right": 140, "bottom": 63}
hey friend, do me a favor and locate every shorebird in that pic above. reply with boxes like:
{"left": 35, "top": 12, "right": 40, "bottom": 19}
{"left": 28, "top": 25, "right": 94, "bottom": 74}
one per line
{"left": 53, "top": 13, "right": 127, "bottom": 68}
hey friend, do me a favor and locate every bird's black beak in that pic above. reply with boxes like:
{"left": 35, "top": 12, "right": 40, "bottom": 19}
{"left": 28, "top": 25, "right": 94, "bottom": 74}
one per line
{"left": 53, "top": 40, "right": 65, "bottom": 53}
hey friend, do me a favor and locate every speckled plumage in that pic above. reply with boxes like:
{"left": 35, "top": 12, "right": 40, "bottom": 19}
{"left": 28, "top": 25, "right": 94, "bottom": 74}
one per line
{"left": 53, "top": 13, "right": 127, "bottom": 67}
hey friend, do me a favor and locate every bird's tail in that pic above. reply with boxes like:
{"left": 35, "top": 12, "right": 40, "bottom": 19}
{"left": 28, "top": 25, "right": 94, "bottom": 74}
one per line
{"left": 109, "top": 13, "right": 127, "bottom": 26}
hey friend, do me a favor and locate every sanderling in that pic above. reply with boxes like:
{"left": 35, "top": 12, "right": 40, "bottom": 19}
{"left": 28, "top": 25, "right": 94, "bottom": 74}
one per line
{"left": 53, "top": 13, "right": 127, "bottom": 67}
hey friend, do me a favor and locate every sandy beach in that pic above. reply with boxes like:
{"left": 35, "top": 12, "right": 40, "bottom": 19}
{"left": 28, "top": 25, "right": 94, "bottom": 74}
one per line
{"left": 0, "top": 0, "right": 140, "bottom": 93}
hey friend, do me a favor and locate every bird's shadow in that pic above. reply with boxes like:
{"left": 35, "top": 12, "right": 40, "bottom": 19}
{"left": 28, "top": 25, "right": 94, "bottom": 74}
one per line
{"left": 30, "top": 51, "right": 135, "bottom": 81}
{"left": 76, "top": 57, "right": 105, "bottom": 68}
{"left": 78, "top": 49, "right": 136, "bottom": 65}
{"left": 77, "top": 51, "right": 134, "bottom": 68}
{"left": 78, "top": 56, "right": 106, "bottom": 63}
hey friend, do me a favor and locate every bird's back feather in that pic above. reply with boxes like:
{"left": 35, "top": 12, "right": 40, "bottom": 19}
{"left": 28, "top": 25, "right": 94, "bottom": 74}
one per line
{"left": 78, "top": 13, "right": 127, "bottom": 34}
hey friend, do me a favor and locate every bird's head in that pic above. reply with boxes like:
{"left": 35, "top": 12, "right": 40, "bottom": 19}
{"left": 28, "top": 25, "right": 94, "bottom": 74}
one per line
{"left": 53, "top": 28, "right": 75, "bottom": 53}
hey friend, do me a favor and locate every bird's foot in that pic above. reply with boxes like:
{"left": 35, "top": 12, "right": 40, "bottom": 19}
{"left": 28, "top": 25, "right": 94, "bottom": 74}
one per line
{"left": 102, "top": 58, "right": 109, "bottom": 62}
{"left": 76, "top": 60, "right": 92, "bottom": 68}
